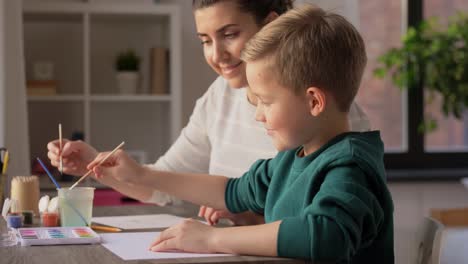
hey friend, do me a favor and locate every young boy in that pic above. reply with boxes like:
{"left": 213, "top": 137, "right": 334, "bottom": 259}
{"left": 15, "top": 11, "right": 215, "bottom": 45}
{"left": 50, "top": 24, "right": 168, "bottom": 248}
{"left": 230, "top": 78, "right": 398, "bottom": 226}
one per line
{"left": 89, "top": 4, "right": 394, "bottom": 263}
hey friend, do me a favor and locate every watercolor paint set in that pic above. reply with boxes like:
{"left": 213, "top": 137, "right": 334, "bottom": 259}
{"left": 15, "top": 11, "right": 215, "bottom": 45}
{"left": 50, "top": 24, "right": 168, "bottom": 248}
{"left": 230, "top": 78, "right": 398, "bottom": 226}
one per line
{"left": 17, "top": 227, "right": 101, "bottom": 246}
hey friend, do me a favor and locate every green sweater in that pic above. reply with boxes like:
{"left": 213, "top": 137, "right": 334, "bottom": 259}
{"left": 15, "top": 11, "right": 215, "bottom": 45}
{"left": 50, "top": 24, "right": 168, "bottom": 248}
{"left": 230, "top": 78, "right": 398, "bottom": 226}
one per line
{"left": 225, "top": 131, "right": 394, "bottom": 263}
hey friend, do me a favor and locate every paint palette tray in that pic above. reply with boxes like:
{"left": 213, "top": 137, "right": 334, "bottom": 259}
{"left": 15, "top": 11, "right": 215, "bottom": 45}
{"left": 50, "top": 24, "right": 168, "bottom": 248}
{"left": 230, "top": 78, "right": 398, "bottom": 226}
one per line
{"left": 17, "top": 227, "right": 101, "bottom": 246}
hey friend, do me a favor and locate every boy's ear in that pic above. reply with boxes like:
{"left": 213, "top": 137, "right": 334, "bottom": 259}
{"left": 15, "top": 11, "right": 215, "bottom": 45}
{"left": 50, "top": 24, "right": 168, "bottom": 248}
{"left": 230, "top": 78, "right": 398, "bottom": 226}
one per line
{"left": 263, "top": 11, "right": 279, "bottom": 25}
{"left": 305, "top": 87, "right": 326, "bottom": 117}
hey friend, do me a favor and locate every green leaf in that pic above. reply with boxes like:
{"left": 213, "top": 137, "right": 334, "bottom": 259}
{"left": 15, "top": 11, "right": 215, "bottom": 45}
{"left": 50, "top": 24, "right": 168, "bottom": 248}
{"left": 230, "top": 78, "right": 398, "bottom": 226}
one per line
{"left": 115, "top": 49, "right": 140, "bottom": 71}
{"left": 373, "top": 68, "right": 386, "bottom": 78}
{"left": 373, "top": 11, "right": 468, "bottom": 133}
{"left": 418, "top": 118, "right": 438, "bottom": 134}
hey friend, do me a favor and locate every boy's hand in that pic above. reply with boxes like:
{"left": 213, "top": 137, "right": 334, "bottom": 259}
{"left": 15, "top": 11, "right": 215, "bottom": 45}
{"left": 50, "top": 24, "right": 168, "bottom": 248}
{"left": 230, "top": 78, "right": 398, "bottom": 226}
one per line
{"left": 87, "top": 149, "right": 143, "bottom": 183}
{"left": 47, "top": 139, "right": 98, "bottom": 176}
{"left": 149, "top": 219, "right": 218, "bottom": 253}
{"left": 198, "top": 206, "right": 265, "bottom": 226}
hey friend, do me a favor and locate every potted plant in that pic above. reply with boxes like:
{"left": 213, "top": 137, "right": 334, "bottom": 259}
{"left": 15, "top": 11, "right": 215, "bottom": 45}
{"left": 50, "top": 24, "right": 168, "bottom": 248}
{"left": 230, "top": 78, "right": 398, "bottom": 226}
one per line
{"left": 374, "top": 12, "right": 468, "bottom": 132}
{"left": 115, "top": 49, "right": 140, "bottom": 94}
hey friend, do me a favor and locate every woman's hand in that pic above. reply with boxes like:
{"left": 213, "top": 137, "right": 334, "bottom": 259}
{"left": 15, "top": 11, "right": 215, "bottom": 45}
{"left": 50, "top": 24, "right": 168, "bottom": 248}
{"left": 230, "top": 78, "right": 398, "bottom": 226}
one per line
{"left": 149, "top": 219, "right": 218, "bottom": 253}
{"left": 47, "top": 139, "right": 98, "bottom": 176}
{"left": 198, "top": 206, "right": 265, "bottom": 226}
{"left": 87, "top": 149, "right": 144, "bottom": 184}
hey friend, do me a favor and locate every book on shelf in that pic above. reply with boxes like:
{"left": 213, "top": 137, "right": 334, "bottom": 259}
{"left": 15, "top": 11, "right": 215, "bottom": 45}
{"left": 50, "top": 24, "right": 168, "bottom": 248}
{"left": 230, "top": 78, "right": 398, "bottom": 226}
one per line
{"left": 150, "top": 47, "right": 169, "bottom": 94}
{"left": 27, "top": 80, "right": 57, "bottom": 96}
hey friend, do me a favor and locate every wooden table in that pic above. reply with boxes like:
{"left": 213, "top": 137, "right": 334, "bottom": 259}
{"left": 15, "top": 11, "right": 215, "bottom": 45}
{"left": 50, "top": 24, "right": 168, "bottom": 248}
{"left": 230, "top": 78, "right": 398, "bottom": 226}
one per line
{"left": 2, "top": 203, "right": 308, "bottom": 264}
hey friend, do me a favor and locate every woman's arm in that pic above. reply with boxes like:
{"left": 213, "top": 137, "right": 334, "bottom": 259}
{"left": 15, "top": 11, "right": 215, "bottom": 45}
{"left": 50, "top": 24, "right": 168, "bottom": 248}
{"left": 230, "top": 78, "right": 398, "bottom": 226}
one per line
{"left": 47, "top": 139, "right": 155, "bottom": 202}
{"left": 90, "top": 149, "right": 229, "bottom": 209}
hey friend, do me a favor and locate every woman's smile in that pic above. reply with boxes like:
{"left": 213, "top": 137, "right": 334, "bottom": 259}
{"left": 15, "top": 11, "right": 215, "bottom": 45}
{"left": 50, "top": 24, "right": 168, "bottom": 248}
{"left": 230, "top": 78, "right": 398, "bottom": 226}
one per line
{"left": 220, "top": 61, "right": 243, "bottom": 78}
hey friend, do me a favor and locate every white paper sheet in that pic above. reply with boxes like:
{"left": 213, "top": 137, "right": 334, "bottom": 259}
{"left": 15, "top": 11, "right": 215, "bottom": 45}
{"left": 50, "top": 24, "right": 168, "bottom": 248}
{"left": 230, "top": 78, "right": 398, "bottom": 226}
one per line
{"left": 91, "top": 214, "right": 187, "bottom": 229}
{"left": 101, "top": 232, "right": 232, "bottom": 260}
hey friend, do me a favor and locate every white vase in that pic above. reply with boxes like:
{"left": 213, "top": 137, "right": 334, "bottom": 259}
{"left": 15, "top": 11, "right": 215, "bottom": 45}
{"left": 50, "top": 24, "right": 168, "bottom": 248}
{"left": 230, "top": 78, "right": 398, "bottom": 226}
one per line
{"left": 116, "top": 71, "right": 139, "bottom": 94}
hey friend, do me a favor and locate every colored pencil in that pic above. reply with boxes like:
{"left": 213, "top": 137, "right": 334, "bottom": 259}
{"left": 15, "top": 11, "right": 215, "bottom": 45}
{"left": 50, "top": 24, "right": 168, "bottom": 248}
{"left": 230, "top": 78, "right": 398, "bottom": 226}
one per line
{"left": 90, "top": 224, "right": 122, "bottom": 232}
{"left": 2, "top": 150, "right": 9, "bottom": 174}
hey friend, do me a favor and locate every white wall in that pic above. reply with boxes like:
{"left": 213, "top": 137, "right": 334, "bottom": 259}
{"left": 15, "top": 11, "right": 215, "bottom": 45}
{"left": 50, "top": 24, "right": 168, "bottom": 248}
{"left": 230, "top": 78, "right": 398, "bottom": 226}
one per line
{"left": 0, "top": 0, "right": 5, "bottom": 147}
{"left": 1, "top": 0, "right": 30, "bottom": 175}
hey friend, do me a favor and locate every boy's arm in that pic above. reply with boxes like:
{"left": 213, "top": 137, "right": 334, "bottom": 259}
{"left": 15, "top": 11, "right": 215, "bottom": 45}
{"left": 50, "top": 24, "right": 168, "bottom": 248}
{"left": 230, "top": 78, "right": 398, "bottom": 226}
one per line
{"left": 212, "top": 221, "right": 280, "bottom": 256}
{"left": 150, "top": 220, "right": 281, "bottom": 256}
{"left": 139, "top": 167, "right": 230, "bottom": 210}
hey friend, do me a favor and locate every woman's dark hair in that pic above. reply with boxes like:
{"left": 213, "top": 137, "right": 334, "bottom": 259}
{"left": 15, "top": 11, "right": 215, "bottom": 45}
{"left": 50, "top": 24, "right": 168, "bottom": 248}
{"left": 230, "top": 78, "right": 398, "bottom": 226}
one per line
{"left": 192, "top": 0, "right": 294, "bottom": 25}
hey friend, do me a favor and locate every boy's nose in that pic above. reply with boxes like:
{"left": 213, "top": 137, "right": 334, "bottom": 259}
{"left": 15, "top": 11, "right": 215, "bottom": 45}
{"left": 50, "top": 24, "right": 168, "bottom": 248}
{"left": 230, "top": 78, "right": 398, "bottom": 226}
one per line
{"left": 255, "top": 105, "right": 266, "bottom": 122}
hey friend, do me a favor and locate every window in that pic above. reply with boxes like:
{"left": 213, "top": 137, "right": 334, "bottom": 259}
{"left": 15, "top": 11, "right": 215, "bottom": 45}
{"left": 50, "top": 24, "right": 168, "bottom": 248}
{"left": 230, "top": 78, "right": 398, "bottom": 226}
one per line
{"left": 424, "top": 0, "right": 468, "bottom": 152}
{"left": 356, "top": 0, "right": 405, "bottom": 152}
{"left": 384, "top": 0, "right": 468, "bottom": 177}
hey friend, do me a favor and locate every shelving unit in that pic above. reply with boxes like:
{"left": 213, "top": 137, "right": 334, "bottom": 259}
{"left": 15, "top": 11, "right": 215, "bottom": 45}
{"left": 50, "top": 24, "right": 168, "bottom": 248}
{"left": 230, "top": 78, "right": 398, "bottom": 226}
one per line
{"left": 23, "top": 0, "right": 182, "bottom": 168}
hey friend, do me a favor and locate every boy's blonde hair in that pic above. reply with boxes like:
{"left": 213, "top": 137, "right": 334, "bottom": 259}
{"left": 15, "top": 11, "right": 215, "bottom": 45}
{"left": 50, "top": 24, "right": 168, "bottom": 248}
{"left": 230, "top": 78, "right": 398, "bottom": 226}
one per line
{"left": 241, "top": 4, "right": 367, "bottom": 112}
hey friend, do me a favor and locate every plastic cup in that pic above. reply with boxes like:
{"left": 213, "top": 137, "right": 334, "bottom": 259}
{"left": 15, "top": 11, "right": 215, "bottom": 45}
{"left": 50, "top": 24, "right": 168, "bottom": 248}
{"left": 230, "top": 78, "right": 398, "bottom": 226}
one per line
{"left": 58, "top": 187, "right": 95, "bottom": 227}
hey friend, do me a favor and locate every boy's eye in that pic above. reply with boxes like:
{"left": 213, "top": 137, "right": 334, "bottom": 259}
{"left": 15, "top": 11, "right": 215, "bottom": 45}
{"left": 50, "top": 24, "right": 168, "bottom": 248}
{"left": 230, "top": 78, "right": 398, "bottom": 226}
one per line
{"left": 200, "top": 39, "right": 211, "bottom": 45}
{"left": 259, "top": 99, "right": 271, "bottom": 106}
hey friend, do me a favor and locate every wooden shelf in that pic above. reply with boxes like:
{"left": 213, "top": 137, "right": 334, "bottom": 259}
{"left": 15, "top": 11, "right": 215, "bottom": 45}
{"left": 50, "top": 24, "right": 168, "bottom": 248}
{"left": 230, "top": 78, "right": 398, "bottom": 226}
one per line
{"left": 28, "top": 95, "right": 85, "bottom": 101}
{"left": 27, "top": 94, "right": 172, "bottom": 102}
{"left": 90, "top": 94, "right": 172, "bottom": 102}
{"left": 24, "top": 0, "right": 182, "bottom": 170}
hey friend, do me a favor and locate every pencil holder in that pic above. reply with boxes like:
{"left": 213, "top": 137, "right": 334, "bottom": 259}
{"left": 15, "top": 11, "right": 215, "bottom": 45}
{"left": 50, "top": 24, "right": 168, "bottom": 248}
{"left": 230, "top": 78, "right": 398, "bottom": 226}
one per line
{"left": 10, "top": 176, "right": 40, "bottom": 215}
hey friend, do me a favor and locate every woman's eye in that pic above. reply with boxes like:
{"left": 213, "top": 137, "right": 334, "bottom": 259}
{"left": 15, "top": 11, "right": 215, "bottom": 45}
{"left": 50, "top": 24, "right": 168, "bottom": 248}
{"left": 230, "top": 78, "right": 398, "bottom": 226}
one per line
{"left": 224, "top": 32, "right": 238, "bottom": 39}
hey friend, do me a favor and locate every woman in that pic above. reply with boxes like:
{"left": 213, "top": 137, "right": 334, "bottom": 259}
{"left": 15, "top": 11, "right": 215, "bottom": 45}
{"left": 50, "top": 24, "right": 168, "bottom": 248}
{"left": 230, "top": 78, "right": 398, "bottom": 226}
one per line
{"left": 47, "top": 0, "right": 370, "bottom": 225}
